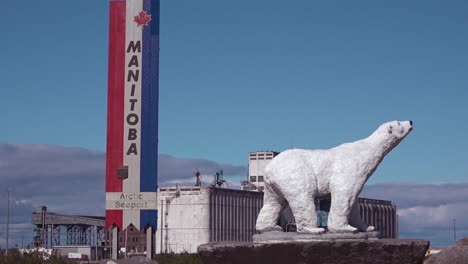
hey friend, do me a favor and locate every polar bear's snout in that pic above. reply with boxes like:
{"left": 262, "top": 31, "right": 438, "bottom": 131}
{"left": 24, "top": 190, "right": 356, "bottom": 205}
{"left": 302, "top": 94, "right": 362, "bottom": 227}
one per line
{"left": 405, "top": 120, "right": 413, "bottom": 132}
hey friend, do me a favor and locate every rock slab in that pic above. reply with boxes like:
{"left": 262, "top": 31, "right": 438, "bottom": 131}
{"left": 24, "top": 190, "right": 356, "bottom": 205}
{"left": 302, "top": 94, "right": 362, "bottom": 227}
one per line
{"left": 198, "top": 239, "right": 429, "bottom": 264}
{"left": 253, "top": 230, "right": 381, "bottom": 243}
{"left": 425, "top": 237, "right": 468, "bottom": 264}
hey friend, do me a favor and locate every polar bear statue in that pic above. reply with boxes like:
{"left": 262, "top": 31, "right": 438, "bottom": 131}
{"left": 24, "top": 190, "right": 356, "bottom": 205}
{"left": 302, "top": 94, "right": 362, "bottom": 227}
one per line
{"left": 256, "top": 120, "right": 413, "bottom": 234}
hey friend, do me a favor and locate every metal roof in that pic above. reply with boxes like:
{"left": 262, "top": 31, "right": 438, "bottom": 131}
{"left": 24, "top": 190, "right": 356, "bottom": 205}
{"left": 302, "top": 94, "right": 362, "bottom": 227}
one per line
{"left": 31, "top": 212, "right": 105, "bottom": 227}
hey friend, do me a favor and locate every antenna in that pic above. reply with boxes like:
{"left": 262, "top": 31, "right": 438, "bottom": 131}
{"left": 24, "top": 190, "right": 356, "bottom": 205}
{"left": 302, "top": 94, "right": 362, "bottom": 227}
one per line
{"left": 194, "top": 169, "right": 201, "bottom": 187}
{"left": 210, "top": 169, "right": 226, "bottom": 188}
{"left": 216, "top": 170, "right": 225, "bottom": 187}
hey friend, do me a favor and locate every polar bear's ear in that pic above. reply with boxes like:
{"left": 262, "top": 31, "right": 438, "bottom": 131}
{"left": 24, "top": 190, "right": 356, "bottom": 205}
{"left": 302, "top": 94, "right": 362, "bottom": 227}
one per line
{"left": 387, "top": 125, "right": 393, "bottom": 134}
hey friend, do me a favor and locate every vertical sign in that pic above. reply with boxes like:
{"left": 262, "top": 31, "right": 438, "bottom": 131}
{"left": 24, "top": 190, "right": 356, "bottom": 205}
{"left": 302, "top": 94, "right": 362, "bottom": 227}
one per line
{"left": 106, "top": 0, "right": 159, "bottom": 231}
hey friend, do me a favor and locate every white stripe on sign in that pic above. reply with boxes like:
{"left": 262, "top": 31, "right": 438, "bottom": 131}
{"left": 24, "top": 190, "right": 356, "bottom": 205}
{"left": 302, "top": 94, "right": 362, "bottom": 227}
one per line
{"left": 123, "top": 0, "right": 143, "bottom": 229}
{"left": 106, "top": 192, "right": 158, "bottom": 210}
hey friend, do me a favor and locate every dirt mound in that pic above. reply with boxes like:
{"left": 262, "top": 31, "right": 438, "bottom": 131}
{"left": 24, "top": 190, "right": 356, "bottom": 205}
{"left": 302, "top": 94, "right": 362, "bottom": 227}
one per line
{"left": 425, "top": 238, "right": 468, "bottom": 264}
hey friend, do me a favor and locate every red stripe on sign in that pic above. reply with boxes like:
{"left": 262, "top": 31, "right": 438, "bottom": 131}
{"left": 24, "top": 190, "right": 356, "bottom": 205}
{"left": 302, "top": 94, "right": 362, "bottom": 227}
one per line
{"left": 106, "top": 210, "right": 123, "bottom": 230}
{"left": 106, "top": 1, "right": 125, "bottom": 230}
{"left": 106, "top": 0, "right": 126, "bottom": 193}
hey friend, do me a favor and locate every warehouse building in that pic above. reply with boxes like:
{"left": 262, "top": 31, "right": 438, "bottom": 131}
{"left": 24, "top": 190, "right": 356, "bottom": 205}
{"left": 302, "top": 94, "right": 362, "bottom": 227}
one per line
{"left": 151, "top": 185, "right": 397, "bottom": 253}
{"left": 155, "top": 186, "right": 263, "bottom": 253}
{"left": 31, "top": 208, "right": 106, "bottom": 260}
{"left": 316, "top": 197, "right": 397, "bottom": 238}
{"left": 101, "top": 152, "right": 397, "bottom": 254}
{"left": 243, "top": 151, "right": 280, "bottom": 191}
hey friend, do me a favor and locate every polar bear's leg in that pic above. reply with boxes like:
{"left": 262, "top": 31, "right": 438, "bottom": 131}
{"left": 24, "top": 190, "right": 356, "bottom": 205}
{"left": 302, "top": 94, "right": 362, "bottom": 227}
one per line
{"left": 327, "top": 184, "right": 358, "bottom": 233}
{"left": 286, "top": 191, "right": 325, "bottom": 234}
{"left": 256, "top": 184, "right": 285, "bottom": 233}
{"left": 349, "top": 202, "right": 375, "bottom": 232}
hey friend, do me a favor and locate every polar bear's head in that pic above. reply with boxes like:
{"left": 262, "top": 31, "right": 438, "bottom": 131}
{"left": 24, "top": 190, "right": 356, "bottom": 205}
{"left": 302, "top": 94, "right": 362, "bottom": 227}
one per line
{"left": 381, "top": 120, "right": 413, "bottom": 138}
{"left": 374, "top": 120, "right": 413, "bottom": 154}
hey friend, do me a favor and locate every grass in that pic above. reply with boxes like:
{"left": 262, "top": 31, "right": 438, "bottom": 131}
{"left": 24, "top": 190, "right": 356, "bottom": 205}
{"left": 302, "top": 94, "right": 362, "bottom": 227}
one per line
{"left": 0, "top": 249, "right": 203, "bottom": 264}
{"left": 154, "top": 252, "right": 203, "bottom": 264}
{"left": 0, "top": 249, "right": 74, "bottom": 264}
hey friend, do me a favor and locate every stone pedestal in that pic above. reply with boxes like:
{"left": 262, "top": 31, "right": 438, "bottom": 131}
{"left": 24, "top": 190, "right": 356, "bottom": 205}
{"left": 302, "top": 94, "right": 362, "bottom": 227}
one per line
{"left": 253, "top": 230, "right": 381, "bottom": 243}
{"left": 198, "top": 239, "right": 429, "bottom": 264}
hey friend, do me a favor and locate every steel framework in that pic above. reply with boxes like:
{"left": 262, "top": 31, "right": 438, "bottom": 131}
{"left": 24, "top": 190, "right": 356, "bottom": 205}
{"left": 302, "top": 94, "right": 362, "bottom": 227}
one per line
{"left": 31, "top": 212, "right": 105, "bottom": 248}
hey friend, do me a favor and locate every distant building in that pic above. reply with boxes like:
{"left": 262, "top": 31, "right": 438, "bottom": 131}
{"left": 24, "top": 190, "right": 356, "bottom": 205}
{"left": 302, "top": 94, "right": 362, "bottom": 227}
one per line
{"left": 31, "top": 210, "right": 105, "bottom": 248}
{"left": 104, "top": 224, "right": 149, "bottom": 255}
{"left": 152, "top": 185, "right": 397, "bottom": 254}
{"left": 315, "top": 197, "right": 397, "bottom": 238}
{"left": 31, "top": 210, "right": 106, "bottom": 260}
{"left": 155, "top": 186, "right": 263, "bottom": 253}
{"left": 243, "top": 151, "right": 280, "bottom": 192}
{"left": 36, "top": 188, "right": 396, "bottom": 257}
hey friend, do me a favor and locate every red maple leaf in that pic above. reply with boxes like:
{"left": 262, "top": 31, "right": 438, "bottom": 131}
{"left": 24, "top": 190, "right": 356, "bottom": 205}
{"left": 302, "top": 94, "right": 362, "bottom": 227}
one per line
{"left": 134, "top": 11, "right": 152, "bottom": 28}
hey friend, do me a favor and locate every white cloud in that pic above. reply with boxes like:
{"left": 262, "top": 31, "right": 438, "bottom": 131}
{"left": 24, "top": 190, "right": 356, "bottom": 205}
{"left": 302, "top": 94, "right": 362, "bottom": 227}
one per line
{"left": 2, "top": 142, "right": 466, "bottom": 249}
{"left": 362, "top": 183, "right": 468, "bottom": 247}
{"left": 0, "top": 142, "right": 246, "bottom": 248}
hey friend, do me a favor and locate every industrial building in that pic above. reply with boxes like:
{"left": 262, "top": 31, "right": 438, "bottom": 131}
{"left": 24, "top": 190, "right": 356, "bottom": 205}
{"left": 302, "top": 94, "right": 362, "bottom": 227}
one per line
{"left": 151, "top": 185, "right": 397, "bottom": 253}
{"left": 103, "top": 224, "right": 151, "bottom": 255}
{"left": 243, "top": 151, "right": 280, "bottom": 191}
{"left": 34, "top": 189, "right": 396, "bottom": 256}
{"left": 33, "top": 147, "right": 397, "bottom": 256}
{"left": 155, "top": 186, "right": 263, "bottom": 253}
{"left": 31, "top": 207, "right": 106, "bottom": 260}
{"left": 316, "top": 197, "right": 397, "bottom": 238}
{"left": 31, "top": 207, "right": 105, "bottom": 248}
{"left": 357, "top": 197, "right": 398, "bottom": 238}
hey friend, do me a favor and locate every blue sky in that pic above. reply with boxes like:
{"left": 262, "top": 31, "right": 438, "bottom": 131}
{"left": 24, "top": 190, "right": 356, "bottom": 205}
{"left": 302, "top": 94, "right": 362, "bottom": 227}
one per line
{"left": 0, "top": 0, "right": 467, "bottom": 248}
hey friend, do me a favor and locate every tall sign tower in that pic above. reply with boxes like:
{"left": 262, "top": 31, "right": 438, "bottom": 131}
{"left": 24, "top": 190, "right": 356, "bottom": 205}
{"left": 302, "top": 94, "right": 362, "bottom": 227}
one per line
{"left": 105, "top": 0, "right": 160, "bottom": 259}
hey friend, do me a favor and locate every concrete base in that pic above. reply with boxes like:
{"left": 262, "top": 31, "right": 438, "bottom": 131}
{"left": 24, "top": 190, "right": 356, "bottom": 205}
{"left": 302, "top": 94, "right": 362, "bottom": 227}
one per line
{"left": 253, "top": 230, "right": 381, "bottom": 243}
{"left": 198, "top": 239, "right": 429, "bottom": 264}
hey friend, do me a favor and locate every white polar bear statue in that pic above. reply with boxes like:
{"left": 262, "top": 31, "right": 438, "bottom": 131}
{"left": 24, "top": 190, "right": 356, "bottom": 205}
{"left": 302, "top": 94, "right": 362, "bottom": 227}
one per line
{"left": 256, "top": 120, "right": 413, "bottom": 234}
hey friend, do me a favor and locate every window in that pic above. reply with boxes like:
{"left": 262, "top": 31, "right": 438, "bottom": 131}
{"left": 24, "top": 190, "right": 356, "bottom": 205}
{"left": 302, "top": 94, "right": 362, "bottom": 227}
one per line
{"left": 135, "top": 237, "right": 138, "bottom": 242}
{"left": 250, "top": 176, "right": 256, "bottom": 182}
{"left": 258, "top": 176, "right": 264, "bottom": 182}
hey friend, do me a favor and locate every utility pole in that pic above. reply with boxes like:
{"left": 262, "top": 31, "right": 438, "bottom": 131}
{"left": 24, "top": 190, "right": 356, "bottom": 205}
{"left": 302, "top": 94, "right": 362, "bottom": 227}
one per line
{"left": 125, "top": 227, "right": 128, "bottom": 259}
{"left": 6, "top": 188, "right": 11, "bottom": 256}
{"left": 454, "top": 218, "right": 457, "bottom": 241}
{"left": 95, "top": 225, "right": 98, "bottom": 261}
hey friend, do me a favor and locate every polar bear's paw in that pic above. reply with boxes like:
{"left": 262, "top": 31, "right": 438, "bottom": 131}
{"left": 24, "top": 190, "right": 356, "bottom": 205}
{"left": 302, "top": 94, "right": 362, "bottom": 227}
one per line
{"left": 365, "top": 225, "right": 375, "bottom": 232}
{"left": 298, "top": 227, "right": 325, "bottom": 234}
{"left": 257, "top": 225, "right": 283, "bottom": 233}
{"left": 329, "top": 225, "right": 358, "bottom": 233}
{"left": 269, "top": 225, "right": 283, "bottom": 232}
